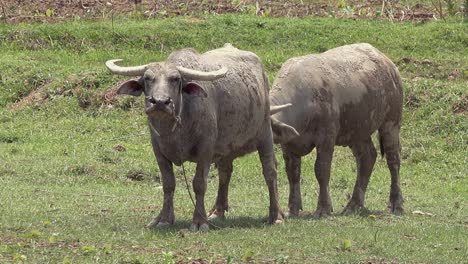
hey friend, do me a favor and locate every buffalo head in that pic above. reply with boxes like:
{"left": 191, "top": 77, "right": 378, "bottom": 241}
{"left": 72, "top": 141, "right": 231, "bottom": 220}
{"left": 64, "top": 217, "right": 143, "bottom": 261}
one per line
{"left": 105, "top": 59, "right": 228, "bottom": 118}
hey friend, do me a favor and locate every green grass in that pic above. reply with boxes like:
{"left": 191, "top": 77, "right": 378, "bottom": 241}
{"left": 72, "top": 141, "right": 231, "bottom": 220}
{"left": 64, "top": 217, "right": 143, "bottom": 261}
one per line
{"left": 1, "top": 15, "right": 467, "bottom": 263}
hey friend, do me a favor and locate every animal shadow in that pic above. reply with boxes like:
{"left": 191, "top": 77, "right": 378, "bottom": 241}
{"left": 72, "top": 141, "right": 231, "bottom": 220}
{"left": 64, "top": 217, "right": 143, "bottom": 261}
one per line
{"left": 148, "top": 216, "right": 275, "bottom": 234}
{"left": 297, "top": 208, "right": 387, "bottom": 220}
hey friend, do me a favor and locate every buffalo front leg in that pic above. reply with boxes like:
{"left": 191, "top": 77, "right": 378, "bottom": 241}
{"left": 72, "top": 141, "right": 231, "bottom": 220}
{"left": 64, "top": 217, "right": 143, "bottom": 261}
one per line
{"left": 209, "top": 158, "right": 234, "bottom": 220}
{"left": 257, "top": 126, "right": 284, "bottom": 224}
{"left": 343, "top": 138, "right": 377, "bottom": 214}
{"left": 146, "top": 152, "right": 175, "bottom": 229}
{"left": 380, "top": 125, "right": 404, "bottom": 214}
{"left": 312, "top": 141, "right": 334, "bottom": 218}
{"left": 283, "top": 150, "right": 303, "bottom": 217}
{"left": 190, "top": 161, "right": 211, "bottom": 231}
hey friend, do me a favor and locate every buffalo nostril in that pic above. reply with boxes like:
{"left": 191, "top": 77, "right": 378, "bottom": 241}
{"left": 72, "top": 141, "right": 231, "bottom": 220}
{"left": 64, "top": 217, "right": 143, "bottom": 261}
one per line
{"left": 147, "top": 96, "right": 157, "bottom": 104}
{"left": 149, "top": 97, "right": 171, "bottom": 106}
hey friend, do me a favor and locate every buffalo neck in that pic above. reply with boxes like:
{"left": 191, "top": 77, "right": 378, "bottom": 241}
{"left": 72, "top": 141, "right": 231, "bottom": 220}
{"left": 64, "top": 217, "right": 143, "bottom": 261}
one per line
{"left": 147, "top": 115, "right": 181, "bottom": 138}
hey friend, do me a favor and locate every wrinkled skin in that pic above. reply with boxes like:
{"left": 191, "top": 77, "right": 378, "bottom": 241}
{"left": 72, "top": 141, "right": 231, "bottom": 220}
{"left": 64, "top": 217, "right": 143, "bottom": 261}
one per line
{"left": 115, "top": 44, "right": 283, "bottom": 230}
{"left": 270, "top": 43, "right": 404, "bottom": 217}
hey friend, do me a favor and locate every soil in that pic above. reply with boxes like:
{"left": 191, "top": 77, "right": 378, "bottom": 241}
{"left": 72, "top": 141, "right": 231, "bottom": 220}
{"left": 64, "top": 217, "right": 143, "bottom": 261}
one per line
{"left": 452, "top": 95, "right": 467, "bottom": 114}
{"left": 7, "top": 81, "right": 50, "bottom": 111}
{"left": 0, "top": 0, "right": 440, "bottom": 23}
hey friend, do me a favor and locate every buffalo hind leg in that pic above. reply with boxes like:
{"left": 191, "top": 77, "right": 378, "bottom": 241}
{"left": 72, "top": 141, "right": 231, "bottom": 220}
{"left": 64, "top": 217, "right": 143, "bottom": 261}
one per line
{"left": 312, "top": 140, "right": 334, "bottom": 218}
{"left": 283, "top": 150, "right": 303, "bottom": 217}
{"left": 343, "top": 137, "right": 377, "bottom": 214}
{"left": 190, "top": 161, "right": 211, "bottom": 231}
{"left": 208, "top": 158, "right": 234, "bottom": 220}
{"left": 146, "top": 149, "right": 175, "bottom": 229}
{"left": 257, "top": 126, "right": 284, "bottom": 224}
{"left": 380, "top": 125, "right": 404, "bottom": 214}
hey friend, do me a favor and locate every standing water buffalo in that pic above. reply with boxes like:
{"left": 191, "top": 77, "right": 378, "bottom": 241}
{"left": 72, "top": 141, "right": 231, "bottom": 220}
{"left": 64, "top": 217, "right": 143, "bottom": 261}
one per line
{"left": 106, "top": 44, "right": 286, "bottom": 231}
{"left": 270, "top": 43, "right": 404, "bottom": 217}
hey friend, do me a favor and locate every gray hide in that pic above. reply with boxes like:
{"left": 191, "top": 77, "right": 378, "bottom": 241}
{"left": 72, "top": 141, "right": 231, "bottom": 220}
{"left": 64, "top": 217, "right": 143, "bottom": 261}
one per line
{"left": 270, "top": 43, "right": 403, "bottom": 217}
{"left": 107, "top": 44, "right": 283, "bottom": 231}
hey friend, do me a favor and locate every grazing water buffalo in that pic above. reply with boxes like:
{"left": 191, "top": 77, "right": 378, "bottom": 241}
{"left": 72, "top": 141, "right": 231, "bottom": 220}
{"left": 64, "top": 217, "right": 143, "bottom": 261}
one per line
{"left": 270, "top": 43, "right": 404, "bottom": 217}
{"left": 106, "top": 44, "right": 285, "bottom": 231}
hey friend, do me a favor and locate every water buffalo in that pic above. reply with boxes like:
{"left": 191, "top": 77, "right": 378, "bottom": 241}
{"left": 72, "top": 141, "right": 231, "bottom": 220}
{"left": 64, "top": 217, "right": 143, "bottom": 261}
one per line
{"left": 106, "top": 44, "right": 285, "bottom": 231}
{"left": 270, "top": 43, "right": 404, "bottom": 217}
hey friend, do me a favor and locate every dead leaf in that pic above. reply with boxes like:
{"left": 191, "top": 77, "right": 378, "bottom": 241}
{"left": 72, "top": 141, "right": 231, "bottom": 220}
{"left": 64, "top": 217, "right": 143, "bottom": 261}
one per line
{"left": 412, "top": 210, "right": 435, "bottom": 217}
{"left": 113, "top": 144, "right": 126, "bottom": 152}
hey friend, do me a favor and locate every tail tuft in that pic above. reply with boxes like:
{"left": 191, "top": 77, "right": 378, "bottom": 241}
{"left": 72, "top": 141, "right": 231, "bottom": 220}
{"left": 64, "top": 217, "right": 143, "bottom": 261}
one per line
{"left": 378, "top": 133, "right": 385, "bottom": 158}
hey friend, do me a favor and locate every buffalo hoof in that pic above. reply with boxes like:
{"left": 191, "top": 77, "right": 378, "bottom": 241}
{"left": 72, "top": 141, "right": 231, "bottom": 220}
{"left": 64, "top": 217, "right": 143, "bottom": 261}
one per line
{"left": 285, "top": 210, "right": 303, "bottom": 218}
{"left": 145, "top": 218, "right": 159, "bottom": 229}
{"left": 268, "top": 211, "right": 284, "bottom": 224}
{"left": 273, "top": 219, "right": 284, "bottom": 225}
{"left": 390, "top": 206, "right": 404, "bottom": 215}
{"left": 189, "top": 223, "right": 210, "bottom": 232}
{"left": 208, "top": 214, "right": 219, "bottom": 220}
{"left": 342, "top": 203, "right": 367, "bottom": 215}
{"left": 156, "top": 222, "right": 171, "bottom": 228}
{"left": 390, "top": 201, "right": 404, "bottom": 215}
{"left": 145, "top": 219, "right": 171, "bottom": 229}
{"left": 207, "top": 209, "right": 225, "bottom": 220}
{"left": 312, "top": 207, "right": 332, "bottom": 219}
{"left": 389, "top": 193, "right": 404, "bottom": 215}
{"left": 146, "top": 219, "right": 171, "bottom": 229}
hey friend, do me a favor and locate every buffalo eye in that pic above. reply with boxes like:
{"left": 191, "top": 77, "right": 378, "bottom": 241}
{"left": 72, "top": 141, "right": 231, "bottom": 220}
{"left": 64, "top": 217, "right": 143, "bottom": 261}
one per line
{"left": 168, "top": 75, "right": 180, "bottom": 83}
{"left": 144, "top": 75, "right": 154, "bottom": 82}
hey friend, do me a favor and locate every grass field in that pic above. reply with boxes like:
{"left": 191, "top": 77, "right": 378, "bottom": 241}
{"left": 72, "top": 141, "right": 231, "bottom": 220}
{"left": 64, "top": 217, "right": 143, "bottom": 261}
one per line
{"left": 0, "top": 13, "right": 467, "bottom": 263}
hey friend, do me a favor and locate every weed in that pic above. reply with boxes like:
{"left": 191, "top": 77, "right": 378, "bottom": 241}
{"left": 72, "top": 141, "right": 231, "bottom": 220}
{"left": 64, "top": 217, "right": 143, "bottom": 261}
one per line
{"left": 63, "top": 165, "right": 95, "bottom": 176}
{"left": 0, "top": 134, "right": 21, "bottom": 143}
{"left": 126, "top": 170, "right": 147, "bottom": 181}
{"left": 81, "top": 245, "right": 96, "bottom": 256}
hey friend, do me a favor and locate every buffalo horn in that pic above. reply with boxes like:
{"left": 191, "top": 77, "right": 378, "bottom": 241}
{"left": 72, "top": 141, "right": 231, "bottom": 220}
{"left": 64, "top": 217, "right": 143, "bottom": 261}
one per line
{"left": 105, "top": 59, "right": 148, "bottom": 76}
{"left": 177, "top": 65, "right": 228, "bottom": 81}
{"left": 270, "top": 103, "right": 292, "bottom": 115}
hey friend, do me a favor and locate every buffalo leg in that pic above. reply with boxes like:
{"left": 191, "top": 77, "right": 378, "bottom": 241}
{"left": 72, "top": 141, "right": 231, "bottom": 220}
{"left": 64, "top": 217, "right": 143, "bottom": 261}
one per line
{"left": 283, "top": 150, "right": 303, "bottom": 217}
{"left": 257, "top": 126, "right": 284, "bottom": 224}
{"left": 190, "top": 161, "right": 211, "bottom": 231}
{"left": 380, "top": 125, "right": 404, "bottom": 213}
{"left": 146, "top": 150, "right": 175, "bottom": 229}
{"left": 312, "top": 140, "right": 334, "bottom": 218}
{"left": 209, "top": 158, "right": 234, "bottom": 219}
{"left": 343, "top": 137, "right": 377, "bottom": 214}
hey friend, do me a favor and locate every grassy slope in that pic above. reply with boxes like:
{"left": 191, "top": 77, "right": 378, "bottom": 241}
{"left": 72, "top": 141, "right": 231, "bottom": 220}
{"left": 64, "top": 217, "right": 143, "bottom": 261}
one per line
{"left": 0, "top": 15, "right": 467, "bottom": 263}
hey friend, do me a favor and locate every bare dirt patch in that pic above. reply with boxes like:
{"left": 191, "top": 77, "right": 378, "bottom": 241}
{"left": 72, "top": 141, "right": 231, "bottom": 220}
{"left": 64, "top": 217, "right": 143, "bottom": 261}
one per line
{"left": 452, "top": 95, "right": 467, "bottom": 114}
{"left": 0, "top": 0, "right": 444, "bottom": 23}
{"left": 177, "top": 259, "right": 225, "bottom": 264}
{"left": 8, "top": 80, "right": 51, "bottom": 111}
{"left": 362, "top": 259, "right": 400, "bottom": 264}
{"left": 397, "top": 58, "right": 465, "bottom": 80}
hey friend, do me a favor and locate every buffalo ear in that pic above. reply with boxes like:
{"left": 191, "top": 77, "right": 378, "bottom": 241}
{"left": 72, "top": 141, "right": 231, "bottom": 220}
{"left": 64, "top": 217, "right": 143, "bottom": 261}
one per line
{"left": 117, "top": 79, "right": 143, "bottom": 96}
{"left": 271, "top": 117, "right": 300, "bottom": 144}
{"left": 182, "top": 82, "right": 208, "bottom": 97}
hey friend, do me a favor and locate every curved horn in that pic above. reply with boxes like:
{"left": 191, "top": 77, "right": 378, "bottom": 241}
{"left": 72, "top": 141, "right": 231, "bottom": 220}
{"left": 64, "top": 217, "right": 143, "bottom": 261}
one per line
{"left": 105, "top": 59, "right": 149, "bottom": 76}
{"left": 270, "top": 103, "right": 292, "bottom": 115}
{"left": 176, "top": 65, "right": 228, "bottom": 81}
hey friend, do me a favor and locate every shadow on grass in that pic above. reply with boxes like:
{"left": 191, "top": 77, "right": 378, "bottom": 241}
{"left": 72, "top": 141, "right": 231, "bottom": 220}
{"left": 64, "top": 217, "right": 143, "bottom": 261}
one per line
{"left": 147, "top": 215, "right": 275, "bottom": 234}
{"left": 295, "top": 208, "right": 388, "bottom": 220}
{"left": 210, "top": 215, "right": 273, "bottom": 229}
{"left": 147, "top": 208, "right": 393, "bottom": 235}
